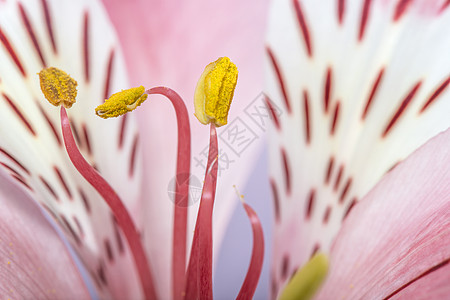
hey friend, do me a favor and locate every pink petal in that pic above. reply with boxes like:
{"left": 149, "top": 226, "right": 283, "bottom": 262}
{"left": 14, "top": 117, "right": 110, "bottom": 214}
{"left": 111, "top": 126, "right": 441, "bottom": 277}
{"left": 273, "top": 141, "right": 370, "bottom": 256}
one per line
{"left": 316, "top": 127, "right": 450, "bottom": 299}
{"left": 0, "top": 173, "right": 89, "bottom": 299}
{"left": 390, "top": 260, "right": 450, "bottom": 300}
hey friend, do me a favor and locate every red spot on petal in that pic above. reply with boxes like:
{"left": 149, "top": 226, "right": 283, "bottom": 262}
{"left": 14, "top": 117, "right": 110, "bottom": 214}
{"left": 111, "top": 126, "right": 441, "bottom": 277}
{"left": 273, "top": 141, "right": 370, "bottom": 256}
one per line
{"left": 0, "top": 148, "right": 30, "bottom": 175}
{"left": 83, "top": 11, "right": 90, "bottom": 82}
{"left": 70, "top": 120, "right": 82, "bottom": 148}
{"left": 265, "top": 95, "right": 281, "bottom": 130}
{"left": 104, "top": 238, "right": 114, "bottom": 263}
{"left": 104, "top": 48, "right": 115, "bottom": 100}
{"left": 267, "top": 47, "right": 292, "bottom": 114}
{"left": 338, "top": 0, "right": 345, "bottom": 24}
{"left": 1, "top": 162, "right": 21, "bottom": 177}
{"left": 129, "top": 134, "right": 139, "bottom": 178}
{"left": 339, "top": 177, "right": 352, "bottom": 203}
{"left": 82, "top": 124, "right": 92, "bottom": 155}
{"left": 89, "top": 270, "right": 102, "bottom": 289}
{"left": 292, "top": 0, "right": 313, "bottom": 57}
{"left": 305, "top": 188, "right": 316, "bottom": 220}
{"left": 310, "top": 243, "right": 320, "bottom": 259}
{"left": 37, "top": 103, "right": 62, "bottom": 146}
{"left": 18, "top": 3, "right": 46, "bottom": 67}
{"left": 382, "top": 81, "right": 422, "bottom": 137}
{"left": 112, "top": 215, "right": 124, "bottom": 254}
{"left": 40, "top": 175, "right": 59, "bottom": 201}
{"left": 0, "top": 27, "right": 26, "bottom": 76}
{"left": 60, "top": 215, "right": 81, "bottom": 246}
{"left": 330, "top": 101, "right": 340, "bottom": 135}
{"left": 362, "top": 68, "right": 385, "bottom": 120}
{"left": 73, "top": 216, "right": 84, "bottom": 239}
{"left": 359, "top": 0, "right": 373, "bottom": 41}
{"left": 11, "top": 174, "right": 33, "bottom": 192}
{"left": 281, "top": 148, "right": 291, "bottom": 196}
{"left": 270, "top": 178, "right": 281, "bottom": 222}
{"left": 394, "top": 0, "right": 414, "bottom": 22}
{"left": 343, "top": 197, "right": 357, "bottom": 220}
{"left": 54, "top": 166, "right": 72, "bottom": 199}
{"left": 334, "top": 164, "right": 344, "bottom": 191}
{"left": 322, "top": 206, "right": 332, "bottom": 224}
{"left": 271, "top": 277, "right": 278, "bottom": 300}
{"left": 419, "top": 76, "right": 450, "bottom": 113}
{"left": 325, "top": 156, "right": 335, "bottom": 185}
{"left": 79, "top": 188, "right": 91, "bottom": 214}
{"left": 2, "top": 93, "right": 36, "bottom": 136}
{"left": 40, "top": 0, "right": 57, "bottom": 53}
{"left": 324, "top": 67, "right": 332, "bottom": 113}
{"left": 303, "top": 90, "right": 311, "bottom": 144}
{"left": 97, "top": 262, "right": 108, "bottom": 285}
{"left": 118, "top": 114, "right": 128, "bottom": 149}
{"left": 281, "top": 254, "right": 290, "bottom": 280}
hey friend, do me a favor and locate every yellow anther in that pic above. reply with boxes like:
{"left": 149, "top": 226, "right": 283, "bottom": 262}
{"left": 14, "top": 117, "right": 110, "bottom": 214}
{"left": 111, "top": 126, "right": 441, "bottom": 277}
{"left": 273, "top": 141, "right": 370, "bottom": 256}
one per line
{"left": 95, "top": 86, "right": 148, "bottom": 119}
{"left": 39, "top": 67, "right": 78, "bottom": 108}
{"left": 279, "top": 253, "right": 329, "bottom": 300}
{"left": 194, "top": 57, "right": 238, "bottom": 127}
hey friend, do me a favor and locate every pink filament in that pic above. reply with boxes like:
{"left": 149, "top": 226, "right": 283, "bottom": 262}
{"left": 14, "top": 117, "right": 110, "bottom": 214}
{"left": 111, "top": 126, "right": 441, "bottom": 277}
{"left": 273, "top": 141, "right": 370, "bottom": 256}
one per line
{"left": 185, "top": 124, "right": 218, "bottom": 300}
{"left": 236, "top": 202, "right": 265, "bottom": 299}
{"left": 146, "top": 87, "right": 191, "bottom": 300}
{"left": 60, "top": 107, "right": 157, "bottom": 299}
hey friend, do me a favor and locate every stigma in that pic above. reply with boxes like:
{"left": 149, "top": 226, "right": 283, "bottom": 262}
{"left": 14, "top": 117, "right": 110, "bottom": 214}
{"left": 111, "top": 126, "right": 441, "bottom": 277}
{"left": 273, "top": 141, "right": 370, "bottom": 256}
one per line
{"left": 39, "top": 67, "right": 78, "bottom": 108}
{"left": 279, "top": 253, "right": 329, "bottom": 300}
{"left": 194, "top": 57, "right": 238, "bottom": 127}
{"left": 95, "top": 86, "right": 148, "bottom": 119}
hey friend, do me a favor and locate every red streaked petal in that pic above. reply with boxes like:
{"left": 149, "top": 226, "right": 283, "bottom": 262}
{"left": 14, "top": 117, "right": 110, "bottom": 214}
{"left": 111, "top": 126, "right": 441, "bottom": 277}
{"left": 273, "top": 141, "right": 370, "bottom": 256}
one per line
{"left": 236, "top": 202, "right": 264, "bottom": 300}
{"left": 316, "top": 127, "right": 450, "bottom": 299}
{"left": 267, "top": 0, "right": 450, "bottom": 295}
{"left": 0, "top": 0, "right": 143, "bottom": 298}
{"left": 185, "top": 124, "right": 218, "bottom": 300}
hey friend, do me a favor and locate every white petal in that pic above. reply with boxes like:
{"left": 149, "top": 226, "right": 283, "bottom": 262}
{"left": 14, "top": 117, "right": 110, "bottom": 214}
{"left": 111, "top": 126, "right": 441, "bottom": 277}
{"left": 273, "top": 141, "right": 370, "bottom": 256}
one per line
{"left": 0, "top": 0, "right": 142, "bottom": 298}
{"left": 266, "top": 0, "right": 450, "bottom": 294}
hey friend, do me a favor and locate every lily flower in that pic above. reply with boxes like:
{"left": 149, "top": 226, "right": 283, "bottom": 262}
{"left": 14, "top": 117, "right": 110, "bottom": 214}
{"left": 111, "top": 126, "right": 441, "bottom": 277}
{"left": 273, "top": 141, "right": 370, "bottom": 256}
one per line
{"left": 265, "top": 0, "right": 450, "bottom": 298}
{"left": 0, "top": 0, "right": 265, "bottom": 299}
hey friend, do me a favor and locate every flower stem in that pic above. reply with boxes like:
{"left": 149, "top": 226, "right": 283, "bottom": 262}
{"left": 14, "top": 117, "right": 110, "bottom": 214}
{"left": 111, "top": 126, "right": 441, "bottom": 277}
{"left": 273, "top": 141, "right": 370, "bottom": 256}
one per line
{"left": 146, "top": 87, "right": 191, "bottom": 300}
{"left": 185, "top": 124, "right": 218, "bottom": 300}
{"left": 60, "top": 107, "right": 157, "bottom": 299}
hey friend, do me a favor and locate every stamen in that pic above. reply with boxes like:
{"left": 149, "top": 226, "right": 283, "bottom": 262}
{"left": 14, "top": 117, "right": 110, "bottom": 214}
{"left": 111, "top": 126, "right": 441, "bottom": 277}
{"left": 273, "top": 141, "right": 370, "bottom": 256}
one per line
{"left": 60, "top": 107, "right": 157, "bottom": 299}
{"left": 185, "top": 124, "right": 218, "bottom": 300}
{"left": 39, "top": 67, "right": 77, "bottom": 108}
{"left": 95, "top": 86, "right": 148, "bottom": 118}
{"left": 194, "top": 57, "right": 238, "bottom": 127}
{"left": 279, "top": 253, "right": 329, "bottom": 300}
{"left": 146, "top": 87, "right": 192, "bottom": 300}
